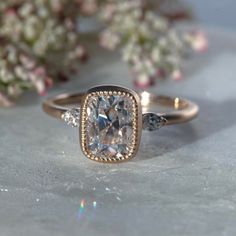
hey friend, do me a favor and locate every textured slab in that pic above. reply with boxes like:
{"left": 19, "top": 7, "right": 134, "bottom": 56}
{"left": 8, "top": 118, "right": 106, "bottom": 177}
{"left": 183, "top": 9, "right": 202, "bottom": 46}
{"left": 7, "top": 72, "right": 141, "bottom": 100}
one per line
{"left": 1, "top": 27, "right": 236, "bottom": 236}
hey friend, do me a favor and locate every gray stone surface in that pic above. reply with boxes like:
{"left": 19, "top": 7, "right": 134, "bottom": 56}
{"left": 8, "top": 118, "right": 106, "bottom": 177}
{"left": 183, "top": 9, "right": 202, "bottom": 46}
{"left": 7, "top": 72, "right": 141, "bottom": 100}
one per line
{"left": 1, "top": 28, "right": 236, "bottom": 236}
{"left": 185, "top": 0, "right": 236, "bottom": 30}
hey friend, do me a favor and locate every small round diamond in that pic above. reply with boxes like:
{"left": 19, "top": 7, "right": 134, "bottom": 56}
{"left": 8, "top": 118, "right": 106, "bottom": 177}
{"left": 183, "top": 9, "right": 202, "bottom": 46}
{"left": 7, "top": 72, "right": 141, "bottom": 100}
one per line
{"left": 142, "top": 113, "right": 166, "bottom": 131}
{"left": 62, "top": 108, "right": 80, "bottom": 127}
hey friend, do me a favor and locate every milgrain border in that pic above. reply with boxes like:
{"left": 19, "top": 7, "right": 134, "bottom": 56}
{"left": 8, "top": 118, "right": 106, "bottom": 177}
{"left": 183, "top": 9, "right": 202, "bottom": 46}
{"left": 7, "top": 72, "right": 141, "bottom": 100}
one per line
{"left": 79, "top": 85, "right": 142, "bottom": 163}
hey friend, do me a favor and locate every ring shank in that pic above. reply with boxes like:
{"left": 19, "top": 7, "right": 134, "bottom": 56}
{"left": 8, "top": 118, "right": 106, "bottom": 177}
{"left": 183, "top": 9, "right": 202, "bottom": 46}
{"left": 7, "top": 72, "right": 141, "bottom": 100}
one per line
{"left": 140, "top": 92, "right": 198, "bottom": 125}
{"left": 42, "top": 93, "right": 85, "bottom": 120}
{"left": 42, "top": 92, "right": 198, "bottom": 125}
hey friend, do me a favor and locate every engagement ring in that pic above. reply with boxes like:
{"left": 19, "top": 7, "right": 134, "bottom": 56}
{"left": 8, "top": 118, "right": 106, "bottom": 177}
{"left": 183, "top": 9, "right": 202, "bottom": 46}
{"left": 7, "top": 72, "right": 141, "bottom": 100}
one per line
{"left": 42, "top": 85, "right": 198, "bottom": 163}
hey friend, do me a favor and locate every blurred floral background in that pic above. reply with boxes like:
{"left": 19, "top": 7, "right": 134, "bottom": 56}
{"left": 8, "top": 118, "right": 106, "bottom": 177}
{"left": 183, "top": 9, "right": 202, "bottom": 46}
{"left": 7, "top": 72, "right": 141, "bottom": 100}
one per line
{"left": 0, "top": 0, "right": 208, "bottom": 107}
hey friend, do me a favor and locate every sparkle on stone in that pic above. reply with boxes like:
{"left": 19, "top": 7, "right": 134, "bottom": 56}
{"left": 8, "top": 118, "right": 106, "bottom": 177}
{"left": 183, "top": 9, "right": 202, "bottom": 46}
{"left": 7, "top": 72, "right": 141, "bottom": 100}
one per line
{"left": 62, "top": 108, "right": 80, "bottom": 127}
{"left": 85, "top": 95, "right": 134, "bottom": 159}
{"left": 142, "top": 113, "right": 166, "bottom": 131}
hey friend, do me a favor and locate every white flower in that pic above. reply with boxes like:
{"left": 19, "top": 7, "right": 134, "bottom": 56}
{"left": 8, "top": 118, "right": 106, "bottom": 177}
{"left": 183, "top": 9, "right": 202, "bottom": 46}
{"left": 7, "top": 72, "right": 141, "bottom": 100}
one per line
{"left": 151, "top": 47, "right": 161, "bottom": 63}
{"left": 0, "top": 68, "right": 14, "bottom": 82}
{"left": 38, "top": 7, "right": 49, "bottom": 18}
{"left": 8, "top": 84, "right": 22, "bottom": 97}
{"left": 19, "top": 3, "right": 34, "bottom": 17}
{"left": 137, "top": 73, "right": 150, "bottom": 83}
{"left": 14, "top": 66, "right": 28, "bottom": 81}
{"left": 139, "top": 22, "right": 152, "bottom": 38}
{"left": 99, "top": 30, "right": 120, "bottom": 50}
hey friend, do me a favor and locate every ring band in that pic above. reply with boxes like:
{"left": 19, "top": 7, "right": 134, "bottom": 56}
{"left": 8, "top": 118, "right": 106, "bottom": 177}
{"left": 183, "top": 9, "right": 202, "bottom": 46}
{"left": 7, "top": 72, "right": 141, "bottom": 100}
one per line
{"left": 42, "top": 85, "right": 199, "bottom": 163}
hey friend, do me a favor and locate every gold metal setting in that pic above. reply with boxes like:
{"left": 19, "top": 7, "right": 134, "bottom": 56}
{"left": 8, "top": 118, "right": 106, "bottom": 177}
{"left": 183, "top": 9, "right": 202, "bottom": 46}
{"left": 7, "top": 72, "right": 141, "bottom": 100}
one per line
{"left": 42, "top": 84, "right": 199, "bottom": 163}
{"left": 79, "top": 85, "right": 142, "bottom": 163}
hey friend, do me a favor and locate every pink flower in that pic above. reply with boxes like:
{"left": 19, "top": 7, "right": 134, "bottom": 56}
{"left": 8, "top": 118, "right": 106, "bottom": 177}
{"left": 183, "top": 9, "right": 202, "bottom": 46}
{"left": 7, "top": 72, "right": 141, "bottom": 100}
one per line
{"left": 0, "top": 92, "right": 14, "bottom": 107}
{"left": 19, "top": 54, "right": 36, "bottom": 70}
{"left": 134, "top": 74, "right": 155, "bottom": 89}
{"left": 99, "top": 31, "right": 120, "bottom": 50}
{"left": 29, "top": 70, "right": 47, "bottom": 95}
{"left": 35, "top": 79, "right": 46, "bottom": 96}
{"left": 76, "top": 45, "right": 89, "bottom": 63}
{"left": 45, "top": 77, "right": 53, "bottom": 89}
{"left": 5, "top": 8, "right": 17, "bottom": 17}
{"left": 80, "top": 0, "right": 98, "bottom": 15}
{"left": 190, "top": 31, "right": 208, "bottom": 52}
{"left": 33, "top": 67, "right": 46, "bottom": 77}
{"left": 171, "top": 69, "right": 183, "bottom": 81}
{"left": 102, "top": 3, "right": 116, "bottom": 21}
{"left": 51, "top": 0, "right": 62, "bottom": 13}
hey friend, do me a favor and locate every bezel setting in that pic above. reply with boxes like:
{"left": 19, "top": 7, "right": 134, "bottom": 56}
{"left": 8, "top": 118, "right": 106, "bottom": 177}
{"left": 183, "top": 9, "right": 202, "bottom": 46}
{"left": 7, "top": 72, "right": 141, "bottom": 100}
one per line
{"left": 80, "top": 85, "right": 142, "bottom": 163}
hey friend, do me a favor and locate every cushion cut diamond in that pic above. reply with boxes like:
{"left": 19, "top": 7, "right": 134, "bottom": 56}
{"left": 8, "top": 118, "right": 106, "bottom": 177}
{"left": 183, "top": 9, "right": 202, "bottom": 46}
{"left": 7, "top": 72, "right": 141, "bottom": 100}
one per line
{"left": 85, "top": 94, "right": 134, "bottom": 159}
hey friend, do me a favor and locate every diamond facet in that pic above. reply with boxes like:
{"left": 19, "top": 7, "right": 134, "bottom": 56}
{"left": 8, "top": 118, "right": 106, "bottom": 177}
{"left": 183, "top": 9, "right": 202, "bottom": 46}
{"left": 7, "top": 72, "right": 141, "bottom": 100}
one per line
{"left": 142, "top": 113, "right": 166, "bottom": 131}
{"left": 84, "top": 94, "right": 134, "bottom": 159}
{"left": 62, "top": 108, "right": 80, "bottom": 127}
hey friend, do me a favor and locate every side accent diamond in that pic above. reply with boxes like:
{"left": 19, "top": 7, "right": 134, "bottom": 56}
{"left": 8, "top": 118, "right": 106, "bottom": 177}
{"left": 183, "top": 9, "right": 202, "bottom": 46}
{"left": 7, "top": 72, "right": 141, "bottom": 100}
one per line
{"left": 142, "top": 113, "right": 166, "bottom": 131}
{"left": 62, "top": 108, "right": 80, "bottom": 127}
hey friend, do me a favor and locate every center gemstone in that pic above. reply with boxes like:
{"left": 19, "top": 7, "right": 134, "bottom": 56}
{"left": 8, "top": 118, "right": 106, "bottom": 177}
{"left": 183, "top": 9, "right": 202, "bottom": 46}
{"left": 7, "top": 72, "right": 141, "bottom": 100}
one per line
{"left": 85, "top": 94, "right": 134, "bottom": 159}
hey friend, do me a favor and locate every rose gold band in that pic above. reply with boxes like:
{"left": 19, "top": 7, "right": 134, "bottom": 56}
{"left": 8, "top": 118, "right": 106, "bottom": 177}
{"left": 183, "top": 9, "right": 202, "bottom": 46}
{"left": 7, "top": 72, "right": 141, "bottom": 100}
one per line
{"left": 42, "top": 93, "right": 85, "bottom": 119}
{"left": 42, "top": 91, "right": 198, "bottom": 126}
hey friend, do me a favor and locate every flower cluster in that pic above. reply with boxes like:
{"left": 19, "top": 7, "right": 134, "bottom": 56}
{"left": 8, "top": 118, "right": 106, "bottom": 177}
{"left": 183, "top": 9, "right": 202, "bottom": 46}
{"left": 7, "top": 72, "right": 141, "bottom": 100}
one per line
{"left": 0, "top": 0, "right": 207, "bottom": 107}
{"left": 0, "top": 0, "right": 88, "bottom": 106}
{"left": 99, "top": 0, "right": 207, "bottom": 88}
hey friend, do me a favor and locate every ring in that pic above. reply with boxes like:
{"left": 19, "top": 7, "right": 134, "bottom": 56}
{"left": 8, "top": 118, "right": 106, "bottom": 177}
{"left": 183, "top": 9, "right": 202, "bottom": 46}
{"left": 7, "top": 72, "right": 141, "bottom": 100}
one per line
{"left": 42, "top": 85, "right": 199, "bottom": 163}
